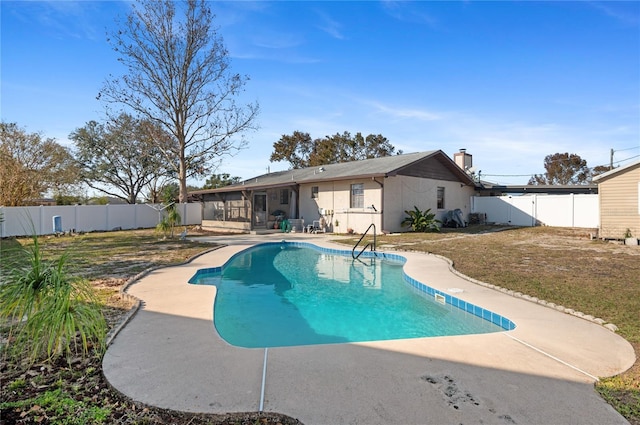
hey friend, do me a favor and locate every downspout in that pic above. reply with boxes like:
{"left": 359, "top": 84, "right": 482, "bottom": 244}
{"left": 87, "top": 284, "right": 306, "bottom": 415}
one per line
{"left": 372, "top": 177, "right": 384, "bottom": 231}
{"left": 293, "top": 185, "right": 300, "bottom": 219}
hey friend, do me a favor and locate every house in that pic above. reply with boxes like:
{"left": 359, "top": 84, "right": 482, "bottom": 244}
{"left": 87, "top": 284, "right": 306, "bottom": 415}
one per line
{"left": 593, "top": 160, "right": 640, "bottom": 240}
{"left": 190, "top": 150, "right": 476, "bottom": 234}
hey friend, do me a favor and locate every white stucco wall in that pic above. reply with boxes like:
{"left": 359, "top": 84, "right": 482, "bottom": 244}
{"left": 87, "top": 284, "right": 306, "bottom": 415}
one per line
{"left": 298, "top": 180, "right": 382, "bottom": 234}
{"left": 297, "top": 176, "right": 474, "bottom": 234}
{"left": 384, "top": 176, "right": 475, "bottom": 233}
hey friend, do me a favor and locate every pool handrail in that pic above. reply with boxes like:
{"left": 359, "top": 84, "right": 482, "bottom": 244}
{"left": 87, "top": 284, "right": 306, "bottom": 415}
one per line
{"left": 352, "top": 223, "right": 377, "bottom": 260}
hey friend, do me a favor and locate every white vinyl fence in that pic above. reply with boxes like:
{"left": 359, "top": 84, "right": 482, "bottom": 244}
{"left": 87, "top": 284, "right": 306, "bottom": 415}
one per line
{"left": 0, "top": 203, "right": 202, "bottom": 237}
{"left": 471, "top": 194, "right": 599, "bottom": 228}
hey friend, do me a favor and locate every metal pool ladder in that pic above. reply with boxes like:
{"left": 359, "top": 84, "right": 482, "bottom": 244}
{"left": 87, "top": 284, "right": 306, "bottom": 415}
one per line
{"left": 352, "top": 223, "right": 377, "bottom": 260}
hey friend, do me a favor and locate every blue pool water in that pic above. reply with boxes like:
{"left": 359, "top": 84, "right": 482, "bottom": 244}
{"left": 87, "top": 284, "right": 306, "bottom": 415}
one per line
{"left": 189, "top": 242, "right": 514, "bottom": 348}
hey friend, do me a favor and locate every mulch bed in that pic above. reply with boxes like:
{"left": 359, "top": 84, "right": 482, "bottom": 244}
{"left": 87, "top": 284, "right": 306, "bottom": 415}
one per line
{"left": 1, "top": 306, "right": 302, "bottom": 425}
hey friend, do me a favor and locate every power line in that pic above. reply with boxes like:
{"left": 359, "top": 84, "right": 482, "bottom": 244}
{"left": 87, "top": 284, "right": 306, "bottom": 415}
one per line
{"left": 480, "top": 152, "right": 639, "bottom": 183}
{"left": 615, "top": 153, "right": 640, "bottom": 163}
{"left": 482, "top": 174, "right": 534, "bottom": 177}
{"left": 528, "top": 149, "right": 638, "bottom": 169}
{"left": 595, "top": 153, "right": 640, "bottom": 170}
{"left": 609, "top": 147, "right": 640, "bottom": 168}
{"left": 614, "top": 145, "right": 640, "bottom": 153}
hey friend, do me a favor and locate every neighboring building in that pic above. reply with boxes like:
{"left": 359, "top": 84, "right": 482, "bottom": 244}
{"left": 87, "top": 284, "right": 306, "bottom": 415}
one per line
{"left": 476, "top": 184, "right": 597, "bottom": 196}
{"left": 190, "top": 150, "right": 476, "bottom": 234}
{"left": 593, "top": 160, "right": 640, "bottom": 239}
{"left": 25, "top": 198, "right": 57, "bottom": 206}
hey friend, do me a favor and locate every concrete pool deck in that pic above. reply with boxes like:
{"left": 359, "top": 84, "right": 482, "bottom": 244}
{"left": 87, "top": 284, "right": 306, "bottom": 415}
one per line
{"left": 103, "top": 233, "right": 636, "bottom": 424}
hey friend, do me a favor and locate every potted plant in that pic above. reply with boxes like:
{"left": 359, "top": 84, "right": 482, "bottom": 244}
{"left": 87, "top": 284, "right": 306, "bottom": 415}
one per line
{"left": 624, "top": 229, "right": 638, "bottom": 246}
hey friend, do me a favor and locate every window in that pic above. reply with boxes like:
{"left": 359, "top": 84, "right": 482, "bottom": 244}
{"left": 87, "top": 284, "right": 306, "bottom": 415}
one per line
{"left": 280, "top": 189, "right": 289, "bottom": 205}
{"left": 437, "top": 187, "right": 445, "bottom": 209}
{"left": 311, "top": 186, "right": 319, "bottom": 199}
{"left": 351, "top": 183, "right": 364, "bottom": 208}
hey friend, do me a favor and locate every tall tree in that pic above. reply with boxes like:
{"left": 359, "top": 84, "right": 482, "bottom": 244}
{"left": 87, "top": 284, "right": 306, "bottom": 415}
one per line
{"left": 363, "top": 133, "right": 399, "bottom": 158}
{"left": 99, "top": 0, "right": 259, "bottom": 203}
{"left": 202, "top": 173, "right": 241, "bottom": 189}
{"left": 70, "top": 113, "right": 173, "bottom": 204}
{"left": 270, "top": 131, "right": 314, "bottom": 169}
{"left": 528, "top": 153, "right": 591, "bottom": 185}
{"left": 270, "top": 131, "right": 400, "bottom": 169}
{"left": 591, "top": 165, "right": 611, "bottom": 180}
{"left": 160, "top": 182, "right": 180, "bottom": 204}
{"left": 144, "top": 174, "right": 175, "bottom": 204}
{"left": 0, "top": 123, "right": 78, "bottom": 206}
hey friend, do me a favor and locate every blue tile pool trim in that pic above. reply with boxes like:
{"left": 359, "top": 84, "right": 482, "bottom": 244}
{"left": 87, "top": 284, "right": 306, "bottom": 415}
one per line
{"left": 189, "top": 241, "right": 516, "bottom": 331}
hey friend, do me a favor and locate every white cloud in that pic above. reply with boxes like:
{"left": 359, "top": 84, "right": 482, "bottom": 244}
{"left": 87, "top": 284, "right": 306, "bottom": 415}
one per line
{"left": 9, "top": 1, "right": 116, "bottom": 41}
{"left": 380, "top": 1, "right": 439, "bottom": 28}
{"left": 589, "top": 2, "right": 640, "bottom": 26}
{"left": 314, "top": 10, "right": 345, "bottom": 40}
{"left": 366, "top": 100, "right": 442, "bottom": 122}
{"left": 249, "top": 30, "right": 305, "bottom": 50}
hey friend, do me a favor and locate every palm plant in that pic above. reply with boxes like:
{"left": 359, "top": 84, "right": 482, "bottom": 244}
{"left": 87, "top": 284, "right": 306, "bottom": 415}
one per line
{"left": 1, "top": 233, "right": 50, "bottom": 321}
{"left": 155, "top": 203, "right": 182, "bottom": 238}
{"left": 166, "top": 204, "right": 181, "bottom": 238}
{"left": 155, "top": 217, "right": 171, "bottom": 239}
{"left": 401, "top": 206, "right": 441, "bottom": 232}
{"left": 0, "top": 234, "right": 106, "bottom": 363}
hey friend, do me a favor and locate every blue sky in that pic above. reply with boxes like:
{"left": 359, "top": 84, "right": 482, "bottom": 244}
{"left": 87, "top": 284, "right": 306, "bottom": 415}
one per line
{"left": 2, "top": 1, "right": 639, "bottom": 186}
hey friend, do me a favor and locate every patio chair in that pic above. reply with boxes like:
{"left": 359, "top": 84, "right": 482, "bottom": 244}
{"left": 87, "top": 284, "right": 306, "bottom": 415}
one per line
{"left": 311, "top": 217, "right": 326, "bottom": 233}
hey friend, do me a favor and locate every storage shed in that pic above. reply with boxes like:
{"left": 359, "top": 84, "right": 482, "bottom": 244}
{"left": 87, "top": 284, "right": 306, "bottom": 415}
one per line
{"left": 593, "top": 160, "right": 640, "bottom": 240}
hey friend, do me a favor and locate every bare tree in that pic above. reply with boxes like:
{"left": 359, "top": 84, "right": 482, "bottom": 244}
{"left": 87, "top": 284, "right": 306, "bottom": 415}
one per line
{"left": 99, "top": 0, "right": 259, "bottom": 202}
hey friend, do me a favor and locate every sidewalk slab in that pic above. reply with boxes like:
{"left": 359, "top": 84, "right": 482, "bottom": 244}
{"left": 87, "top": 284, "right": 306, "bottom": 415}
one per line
{"left": 103, "top": 234, "right": 635, "bottom": 424}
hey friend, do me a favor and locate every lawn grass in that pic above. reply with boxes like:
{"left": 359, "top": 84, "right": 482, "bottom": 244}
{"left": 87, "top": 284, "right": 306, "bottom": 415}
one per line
{"left": 1, "top": 229, "right": 216, "bottom": 279}
{"left": 337, "top": 225, "right": 640, "bottom": 424}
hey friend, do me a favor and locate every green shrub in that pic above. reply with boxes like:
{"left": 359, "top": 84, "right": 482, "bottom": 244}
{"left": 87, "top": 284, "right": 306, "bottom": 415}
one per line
{"left": 401, "top": 206, "right": 441, "bottom": 232}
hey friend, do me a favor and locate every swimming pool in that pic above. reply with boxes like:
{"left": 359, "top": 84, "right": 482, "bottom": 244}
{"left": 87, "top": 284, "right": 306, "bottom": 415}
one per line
{"left": 189, "top": 242, "right": 515, "bottom": 348}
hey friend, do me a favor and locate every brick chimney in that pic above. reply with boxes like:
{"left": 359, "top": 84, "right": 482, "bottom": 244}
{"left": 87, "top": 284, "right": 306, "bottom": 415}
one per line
{"left": 453, "top": 148, "right": 472, "bottom": 171}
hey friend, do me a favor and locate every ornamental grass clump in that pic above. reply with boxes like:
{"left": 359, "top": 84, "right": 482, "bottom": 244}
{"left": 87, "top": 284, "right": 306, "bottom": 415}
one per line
{"left": 0, "top": 234, "right": 106, "bottom": 364}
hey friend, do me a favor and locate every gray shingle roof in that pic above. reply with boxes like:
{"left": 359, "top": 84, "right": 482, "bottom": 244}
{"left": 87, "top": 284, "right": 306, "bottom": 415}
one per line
{"left": 191, "top": 150, "right": 469, "bottom": 194}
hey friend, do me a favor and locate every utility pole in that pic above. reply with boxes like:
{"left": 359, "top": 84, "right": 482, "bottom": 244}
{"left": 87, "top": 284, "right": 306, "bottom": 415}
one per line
{"left": 610, "top": 148, "right": 614, "bottom": 170}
